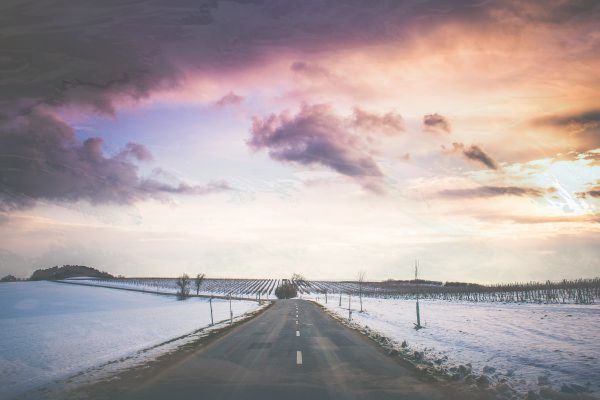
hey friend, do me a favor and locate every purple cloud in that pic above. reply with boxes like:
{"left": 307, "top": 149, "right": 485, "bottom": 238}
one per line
{"left": 423, "top": 113, "right": 451, "bottom": 133}
{"left": 290, "top": 61, "right": 331, "bottom": 79}
{"left": 439, "top": 186, "right": 544, "bottom": 198}
{"left": 0, "top": 110, "right": 229, "bottom": 211}
{"left": 248, "top": 104, "right": 385, "bottom": 191}
{"left": 215, "top": 92, "right": 244, "bottom": 108}
{"left": 352, "top": 108, "right": 404, "bottom": 135}
{"left": 451, "top": 142, "right": 499, "bottom": 170}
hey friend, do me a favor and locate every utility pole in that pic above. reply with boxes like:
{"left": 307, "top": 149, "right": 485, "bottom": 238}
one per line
{"left": 339, "top": 292, "right": 342, "bottom": 306}
{"left": 209, "top": 296, "right": 214, "bottom": 326}
{"left": 415, "top": 260, "right": 422, "bottom": 330}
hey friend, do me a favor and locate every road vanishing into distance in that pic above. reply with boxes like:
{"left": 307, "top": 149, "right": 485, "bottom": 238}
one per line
{"left": 68, "top": 300, "right": 483, "bottom": 400}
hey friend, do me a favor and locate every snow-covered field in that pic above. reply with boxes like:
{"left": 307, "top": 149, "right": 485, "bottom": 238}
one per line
{"left": 313, "top": 296, "right": 600, "bottom": 398}
{"left": 0, "top": 281, "right": 263, "bottom": 399}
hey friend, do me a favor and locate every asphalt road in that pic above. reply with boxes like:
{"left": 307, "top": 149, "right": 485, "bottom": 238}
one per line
{"left": 94, "top": 300, "right": 482, "bottom": 400}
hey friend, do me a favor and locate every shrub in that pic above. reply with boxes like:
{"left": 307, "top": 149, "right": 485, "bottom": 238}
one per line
{"left": 275, "top": 282, "right": 297, "bottom": 299}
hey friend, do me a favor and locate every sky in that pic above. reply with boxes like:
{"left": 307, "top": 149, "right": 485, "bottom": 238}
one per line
{"left": 0, "top": 0, "right": 599, "bottom": 282}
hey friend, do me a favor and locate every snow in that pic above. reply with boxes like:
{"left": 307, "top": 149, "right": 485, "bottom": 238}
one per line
{"left": 0, "top": 281, "right": 263, "bottom": 399}
{"left": 312, "top": 295, "right": 600, "bottom": 397}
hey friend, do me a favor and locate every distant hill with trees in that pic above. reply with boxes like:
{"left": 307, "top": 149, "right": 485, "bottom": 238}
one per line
{"left": 29, "top": 265, "right": 114, "bottom": 281}
{"left": 1, "top": 275, "right": 17, "bottom": 282}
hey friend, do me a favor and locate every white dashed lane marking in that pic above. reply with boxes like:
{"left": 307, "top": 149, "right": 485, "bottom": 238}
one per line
{"left": 296, "top": 330, "right": 300, "bottom": 337}
{"left": 297, "top": 350, "right": 303, "bottom": 365}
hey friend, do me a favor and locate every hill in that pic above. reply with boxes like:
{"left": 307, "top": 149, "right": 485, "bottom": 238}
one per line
{"left": 29, "top": 265, "right": 114, "bottom": 281}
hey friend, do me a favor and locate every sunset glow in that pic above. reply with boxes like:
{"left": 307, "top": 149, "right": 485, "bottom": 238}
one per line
{"left": 1, "top": 0, "right": 598, "bottom": 281}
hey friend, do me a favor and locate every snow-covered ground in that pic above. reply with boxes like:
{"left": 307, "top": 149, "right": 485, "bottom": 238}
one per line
{"left": 0, "top": 281, "right": 264, "bottom": 399}
{"left": 312, "top": 295, "right": 600, "bottom": 398}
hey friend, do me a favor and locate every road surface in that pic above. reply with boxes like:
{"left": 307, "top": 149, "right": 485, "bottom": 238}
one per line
{"left": 75, "top": 300, "right": 483, "bottom": 400}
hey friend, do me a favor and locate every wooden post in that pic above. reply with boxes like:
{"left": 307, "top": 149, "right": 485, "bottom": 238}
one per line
{"left": 415, "top": 260, "right": 422, "bottom": 330}
{"left": 348, "top": 294, "right": 352, "bottom": 321}
{"left": 229, "top": 293, "right": 233, "bottom": 324}
{"left": 209, "top": 297, "right": 214, "bottom": 326}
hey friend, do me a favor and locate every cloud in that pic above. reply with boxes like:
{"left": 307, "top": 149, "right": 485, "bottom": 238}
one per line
{"left": 352, "top": 108, "right": 404, "bottom": 135}
{"left": 576, "top": 184, "right": 600, "bottom": 199}
{"left": 248, "top": 104, "right": 385, "bottom": 191}
{"left": 439, "top": 186, "right": 545, "bottom": 198}
{"left": 215, "top": 92, "right": 244, "bottom": 108}
{"left": 477, "top": 213, "right": 600, "bottom": 224}
{"left": 119, "top": 142, "right": 153, "bottom": 161}
{"left": 531, "top": 109, "right": 600, "bottom": 150}
{"left": 2, "top": 0, "right": 551, "bottom": 120}
{"left": 450, "top": 142, "right": 499, "bottom": 170}
{"left": 290, "top": 61, "right": 331, "bottom": 79}
{"left": 0, "top": 110, "right": 229, "bottom": 211}
{"left": 423, "top": 113, "right": 451, "bottom": 133}
{"left": 509, "top": 215, "right": 600, "bottom": 224}
{"left": 1, "top": 0, "right": 597, "bottom": 121}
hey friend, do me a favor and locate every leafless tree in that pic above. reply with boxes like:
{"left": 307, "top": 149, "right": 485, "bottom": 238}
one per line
{"left": 176, "top": 273, "right": 191, "bottom": 299}
{"left": 194, "top": 273, "right": 205, "bottom": 295}
{"left": 358, "top": 270, "right": 366, "bottom": 312}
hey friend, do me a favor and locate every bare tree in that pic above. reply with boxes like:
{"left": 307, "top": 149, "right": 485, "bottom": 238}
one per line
{"left": 194, "top": 273, "right": 205, "bottom": 295}
{"left": 176, "top": 273, "right": 191, "bottom": 299}
{"left": 358, "top": 270, "right": 366, "bottom": 312}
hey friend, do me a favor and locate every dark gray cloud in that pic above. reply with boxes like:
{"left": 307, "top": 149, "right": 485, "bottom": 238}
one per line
{"left": 248, "top": 104, "right": 385, "bottom": 191}
{"left": 439, "top": 186, "right": 545, "bottom": 198}
{"left": 0, "top": 110, "right": 229, "bottom": 211}
{"left": 423, "top": 113, "right": 451, "bottom": 133}
{"left": 215, "top": 92, "right": 244, "bottom": 107}
{"left": 451, "top": 142, "right": 499, "bottom": 170}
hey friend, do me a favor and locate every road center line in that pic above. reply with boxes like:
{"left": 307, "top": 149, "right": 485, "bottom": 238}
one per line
{"left": 296, "top": 330, "right": 300, "bottom": 337}
{"left": 296, "top": 350, "right": 302, "bottom": 365}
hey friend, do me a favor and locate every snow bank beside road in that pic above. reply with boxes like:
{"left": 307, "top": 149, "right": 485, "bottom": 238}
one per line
{"left": 313, "top": 296, "right": 600, "bottom": 398}
{"left": 0, "top": 281, "right": 263, "bottom": 399}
